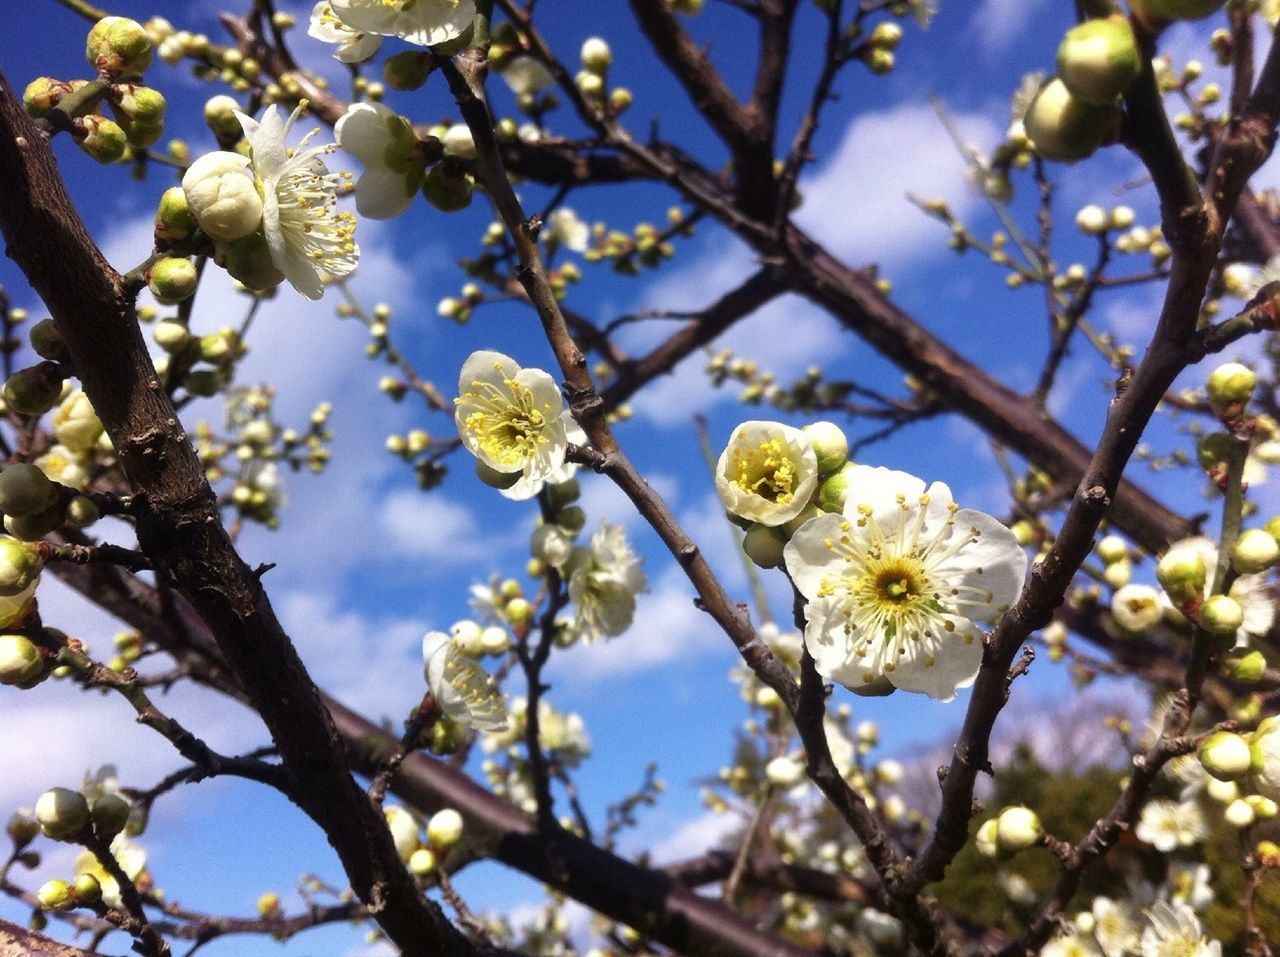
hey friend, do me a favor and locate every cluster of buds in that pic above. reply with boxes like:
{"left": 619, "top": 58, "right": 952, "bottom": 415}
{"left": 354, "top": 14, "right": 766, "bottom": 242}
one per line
{"left": 855, "top": 20, "right": 903, "bottom": 76}
{"left": 34, "top": 786, "right": 131, "bottom": 843}
{"left": 1072, "top": 203, "right": 1167, "bottom": 269}
{"left": 151, "top": 316, "right": 242, "bottom": 399}
{"left": 0, "top": 455, "right": 100, "bottom": 542}
{"left": 580, "top": 219, "right": 678, "bottom": 275}
{"left": 436, "top": 283, "right": 484, "bottom": 324}
{"left": 975, "top": 805, "right": 1044, "bottom": 858}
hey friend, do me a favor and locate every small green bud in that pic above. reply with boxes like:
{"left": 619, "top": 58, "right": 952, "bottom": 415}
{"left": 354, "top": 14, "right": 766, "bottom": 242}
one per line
{"left": 422, "top": 166, "right": 473, "bottom": 212}
{"left": 505, "top": 597, "right": 534, "bottom": 626}
{"left": 0, "top": 538, "right": 43, "bottom": 597}
{"left": 816, "top": 461, "right": 857, "bottom": 513}
{"left": 384, "top": 51, "right": 434, "bottom": 90}
{"left": 426, "top": 808, "right": 464, "bottom": 850}
{"left": 1129, "top": 0, "right": 1226, "bottom": 31}
{"left": 152, "top": 319, "right": 192, "bottom": 353}
{"left": 547, "top": 478, "right": 581, "bottom": 508}
{"left": 3, "top": 363, "right": 65, "bottom": 416}
{"left": 576, "top": 70, "right": 605, "bottom": 98}
{"left": 35, "top": 788, "right": 90, "bottom": 840}
{"left": 742, "top": 523, "right": 787, "bottom": 569}
{"left": 871, "top": 22, "right": 903, "bottom": 50}
{"left": 86, "top": 16, "right": 153, "bottom": 78}
{"left": 113, "top": 85, "right": 165, "bottom": 126}
{"left": 78, "top": 115, "right": 127, "bottom": 164}
{"left": 64, "top": 496, "right": 100, "bottom": 529}
{"left": 1023, "top": 77, "right": 1118, "bottom": 163}
{"left": 1200, "top": 594, "right": 1243, "bottom": 635}
{"left": 203, "top": 94, "right": 242, "bottom": 139}
{"left": 5, "top": 503, "right": 65, "bottom": 542}
{"left": 91, "top": 793, "right": 132, "bottom": 839}
{"left": 608, "top": 87, "right": 633, "bottom": 113}
{"left": 475, "top": 460, "right": 521, "bottom": 490}
{"left": 36, "top": 879, "right": 74, "bottom": 911}
{"left": 1227, "top": 649, "right": 1267, "bottom": 683}
{"left": 1199, "top": 730, "right": 1252, "bottom": 781}
{"left": 73, "top": 873, "right": 102, "bottom": 904}
{"left": 23, "top": 78, "right": 67, "bottom": 116}
{"left": 1056, "top": 16, "right": 1141, "bottom": 106}
{"left": 0, "top": 465, "right": 57, "bottom": 518}
{"left": 1196, "top": 432, "right": 1235, "bottom": 472}
{"left": 199, "top": 332, "right": 232, "bottom": 364}
{"left": 1232, "top": 528, "right": 1279, "bottom": 574}
{"left": 580, "top": 37, "right": 612, "bottom": 74}
{"left": 6, "top": 811, "right": 40, "bottom": 845}
{"left": 216, "top": 232, "right": 285, "bottom": 293}
{"left": 802, "top": 421, "right": 849, "bottom": 474}
{"left": 1206, "top": 361, "right": 1256, "bottom": 417}
{"left": 995, "top": 805, "right": 1042, "bottom": 852}
{"left": 29, "top": 319, "right": 68, "bottom": 362}
{"left": 147, "top": 257, "right": 198, "bottom": 305}
{"left": 559, "top": 506, "right": 586, "bottom": 534}
{"left": 408, "top": 846, "right": 438, "bottom": 876}
{"left": 183, "top": 370, "right": 223, "bottom": 398}
{"left": 0, "top": 634, "right": 43, "bottom": 686}
{"left": 154, "top": 187, "right": 197, "bottom": 245}
{"left": 865, "top": 48, "right": 894, "bottom": 75}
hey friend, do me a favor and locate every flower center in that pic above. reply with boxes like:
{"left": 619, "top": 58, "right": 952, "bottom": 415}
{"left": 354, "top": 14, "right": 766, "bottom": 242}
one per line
{"left": 729, "top": 438, "right": 797, "bottom": 504}
{"left": 460, "top": 376, "right": 550, "bottom": 466}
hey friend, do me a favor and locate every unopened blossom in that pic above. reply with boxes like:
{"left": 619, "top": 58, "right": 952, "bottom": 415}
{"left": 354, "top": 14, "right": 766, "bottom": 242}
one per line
{"left": 1110, "top": 583, "right": 1162, "bottom": 632}
{"left": 52, "top": 390, "right": 103, "bottom": 453}
{"left": 329, "top": 0, "right": 475, "bottom": 47}
{"left": 1140, "top": 901, "right": 1221, "bottom": 957}
{"left": 716, "top": 421, "right": 819, "bottom": 527}
{"left": 784, "top": 465, "right": 1026, "bottom": 701}
{"left": 454, "top": 350, "right": 568, "bottom": 488}
{"left": 236, "top": 105, "right": 359, "bottom": 299}
{"left": 181, "top": 151, "right": 263, "bottom": 241}
{"left": 1160, "top": 536, "right": 1274, "bottom": 645}
{"left": 335, "top": 102, "right": 425, "bottom": 218}
{"left": 1135, "top": 797, "right": 1207, "bottom": 852}
{"left": 73, "top": 836, "right": 146, "bottom": 909}
{"left": 308, "top": 1, "right": 381, "bottom": 62}
{"left": 422, "top": 631, "right": 508, "bottom": 731}
{"left": 500, "top": 55, "right": 554, "bottom": 96}
{"left": 566, "top": 523, "right": 646, "bottom": 641}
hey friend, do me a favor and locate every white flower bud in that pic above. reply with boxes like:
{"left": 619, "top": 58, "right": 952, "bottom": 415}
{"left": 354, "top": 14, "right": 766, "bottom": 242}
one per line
{"left": 426, "top": 808, "right": 464, "bottom": 850}
{"left": 1232, "top": 528, "right": 1279, "bottom": 574}
{"left": 801, "top": 420, "right": 849, "bottom": 474}
{"left": 765, "top": 756, "right": 805, "bottom": 788}
{"left": 408, "top": 846, "right": 437, "bottom": 876}
{"left": 0, "top": 634, "right": 43, "bottom": 686}
{"left": 384, "top": 805, "right": 419, "bottom": 860}
{"left": 37, "top": 879, "right": 74, "bottom": 911}
{"left": 1075, "top": 204, "right": 1109, "bottom": 235}
{"left": 1102, "top": 557, "right": 1131, "bottom": 589}
{"left": 1206, "top": 361, "right": 1256, "bottom": 416}
{"left": 1023, "top": 77, "right": 1118, "bottom": 163}
{"left": 480, "top": 626, "right": 510, "bottom": 656}
{"left": 995, "top": 805, "right": 1042, "bottom": 852}
{"left": 580, "top": 37, "right": 612, "bottom": 73}
{"left": 182, "top": 151, "right": 264, "bottom": 241}
{"left": 152, "top": 319, "right": 192, "bottom": 353}
{"left": 975, "top": 818, "right": 999, "bottom": 858}
{"left": 1156, "top": 541, "right": 1207, "bottom": 605}
{"left": 1224, "top": 798, "right": 1255, "bottom": 828}
{"left": 1199, "top": 731, "right": 1252, "bottom": 781}
{"left": 203, "top": 95, "right": 242, "bottom": 138}
{"left": 1056, "top": 16, "right": 1141, "bottom": 105}
{"left": 1199, "top": 594, "right": 1243, "bottom": 636}
{"left": 35, "top": 787, "right": 90, "bottom": 840}
{"left": 1096, "top": 534, "right": 1128, "bottom": 564}
{"left": 1110, "top": 206, "right": 1135, "bottom": 229}
{"left": 441, "top": 123, "right": 477, "bottom": 160}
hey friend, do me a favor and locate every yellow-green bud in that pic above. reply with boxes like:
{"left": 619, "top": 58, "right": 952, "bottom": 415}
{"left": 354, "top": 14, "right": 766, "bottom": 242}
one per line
{"left": 1129, "top": 0, "right": 1226, "bottom": 31}
{"left": 113, "top": 85, "right": 165, "bottom": 127}
{"left": 37, "top": 879, "right": 74, "bottom": 911}
{"left": 1102, "top": 557, "right": 1131, "bottom": 589}
{"left": 865, "top": 49, "right": 894, "bottom": 75}
{"left": 1156, "top": 543, "right": 1207, "bottom": 604}
{"left": 1226, "top": 649, "right": 1266, "bottom": 683}
{"left": 0, "top": 465, "right": 56, "bottom": 518}
{"left": 78, "top": 115, "right": 127, "bottom": 164}
{"left": 86, "top": 17, "right": 153, "bottom": 78}
{"left": 383, "top": 51, "right": 434, "bottom": 91}
{"left": 155, "top": 187, "right": 198, "bottom": 244}
{"left": 5, "top": 503, "right": 65, "bottom": 542}
{"left": 505, "top": 597, "right": 534, "bottom": 626}
{"left": 426, "top": 808, "right": 464, "bottom": 850}
{"left": 183, "top": 370, "right": 223, "bottom": 398}
{"left": 1023, "top": 77, "right": 1118, "bottom": 163}
{"left": 1199, "top": 594, "right": 1243, "bottom": 635}
{"left": 422, "top": 167, "right": 473, "bottom": 212}
{"left": 871, "top": 22, "right": 903, "bottom": 50}
{"left": 152, "top": 319, "right": 192, "bottom": 353}
{"left": 608, "top": 87, "right": 633, "bottom": 113}
{"left": 1206, "top": 361, "right": 1256, "bottom": 416}
{"left": 199, "top": 333, "right": 232, "bottom": 364}
{"left": 35, "top": 788, "right": 90, "bottom": 840}
{"left": 742, "top": 523, "right": 787, "bottom": 569}
{"left": 1199, "top": 730, "right": 1252, "bottom": 781}
{"left": 429, "top": 717, "right": 467, "bottom": 755}
{"left": 73, "top": 873, "right": 102, "bottom": 903}
{"left": 65, "top": 496, "right": 100, "bottom": 529}
{"left": 1225, "top": 797, "right": 1256, "bottom": 828}
{"left": 256, "top": 891, "right": 281, "bottom": 918}
{"left": 575, "top": 70, "right": 605, "bottom": 98}
{"left": 1196, "top": 432, "right": 1234, "bottom": 473}
{"left": 3, "top": 363, "right": 65, "bottom": 417}
{"left": 817, "top": 461, "right": 857, "bottom": 513}
{"left": 203, "top": 95, "right": 243, "bottom": 139}
{"left": 802, "top": 421, "right": 849, "bottom": 474}
{"left": 7, "top": 811, "right": 39, "bottom": 845}
{"left": 29, "top": 319, "right": 66, "bottom": 364}
{"left": 995, "top": 805, "right": 1042, "bottom": 852}
{"left": 1056, "top": 16, "right": 1141, "bottom": 106}
{"left": 23, "top": 78, "right": 67, "bottom": 116}
{"left": 408, "top": 846, "right": 438, "bottom": 876}
{"left": 216, "top": 231, "right": 285, "bottom": 293}
{"left": 147, "top": 257, "right": 198, "bottom": 305}
{"left": 975, "top": 818, "right": 999, "bottom": 858}
{"left": 0, "top": 538, "right": 43, "bottom": 597}
{"left": 90, "top": 793, "right": 131, "bottom": 839}
{"left": 1232, "top": 528, "right": 1279, "bottom": 574}
{"left": 581, "top": 37, "right": 612, "bottom": 73}
{"left": 0, "top": 634, "right": 43, "bottom": 686}
{"left": 1246, "top": 794, "right": 1279, "bottom": 819}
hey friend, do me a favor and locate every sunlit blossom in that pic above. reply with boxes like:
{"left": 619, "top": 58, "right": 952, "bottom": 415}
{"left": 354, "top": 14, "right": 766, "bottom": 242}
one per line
{"left": 329, "top": 0, "right": 475, "bottom": 47}
{"left": 715, "top": 420, "right": 818, "bottom": 527}
{"left": 422, "top": 631, "right": 507, "bottom": 732}
{"left": 335, "top": 101, "right": 425, "bottom": 219}
{"left": 307, "top": 1, "right": 381, "bottom": 61}
{"left": 1140, "top": 901, "right": 1221, "bottom": 957}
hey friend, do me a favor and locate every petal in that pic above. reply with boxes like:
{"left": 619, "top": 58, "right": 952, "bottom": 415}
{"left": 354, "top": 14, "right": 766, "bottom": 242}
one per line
{"left": 802, "top": 596, "right": 892, "bottom": 693}
{"left": 840, "top": 465, "right": 928, "bottom": 521}
{"left": 335, "top": 101, "right": 394, "bottom": 163}
{"left": 458, "top": 350, "right": 521, "bottom": 394}
{"left": 887, "top": 617, "right": 984, "bottom": 702}
{"left": 354, "top": 165, "right": 418, "bottom": 219}
{"left": 337, "top": 31, "right": 382, "bottom": 62}
{"left": 278, "top": 241, "right": 326, "bottom": 300}
{"left": 937, "top": 509, "right": 1028, "bottom": 617}
{"left": 782, "top": 513, "right": 847, "bottom": 600}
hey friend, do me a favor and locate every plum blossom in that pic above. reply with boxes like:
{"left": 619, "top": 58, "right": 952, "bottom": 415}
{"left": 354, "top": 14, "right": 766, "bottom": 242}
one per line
{"left": 422, "top": 631, "right": 507, "bottom": 731}
{"left": 335, "top": 102, "right": 426, "bottom": 219}
{"left": 308, "top": 1, "right": 381, "bottom": 62}
{"left": 716, "top": 420, "right": 818, "bottom": 527}
{"left": 566, "top": 524, "right": 647, "bottom": 641}
{"left": 329, "top": 0, "right": 475, "bottom": 47}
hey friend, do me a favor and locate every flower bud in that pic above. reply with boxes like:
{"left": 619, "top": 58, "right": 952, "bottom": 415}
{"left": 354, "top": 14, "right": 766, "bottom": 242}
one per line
{"left": 1056, "top": 16, "right": 1141, "bottom": 105}
{"left": 1199, "top": 594, "right": 1243, "bottom": 636}
{"left": 3, "top": 363, "right": 65, "bottom": 417}
{"left": 1247, "top": 794, "right": 1279, "bottom": 819}
{"left": 1096, "top": 534, "right": 1127, "bottom": 564}
{"left": 203, "top": 95, "right": 243, "bottom": 139}
{"left": 7, "top": 811, "right": 39, "bottom": 845}
{"left": 1259, "top": 840, "right": 1280, "bottom": 867}
{"left": 408, "top": 846, "right": 437, "bottom": 876}
{"left": 423, "top": 166, "right": 474, "bottom": 212}
{"left": 384, "top": 51, "right": 434, "bottom": 91}
{"left": 113, "top": 85, "right": 166, "bottom": 127}
{"left": 0, "top": 634, "right": 43, "bottom": 686}
{"left": 480, "top": 626, "right": 510, "bottom": 656}
{"left": 995, "top": 805, "right": 1042, "bottom": 852}
{"left": 74, "top": 873, "right": 102, "bottom": 904}
{"left": 152, "top": 319, "right": 192, "bottom": 353}
{"left": 580, "top": 37, "right": 612, "bottom": 73}
{"left": 1075, "top": 204, "right": 1109, "bottom": 235}
{"left": 1199, "top": 730, "right": 1252, "bottom": 781}
{"left": 148, "top": 257, "right": 198, "bottom": 305}
{"left": 609, "top": 87, "right": 633, "bottom": 113}
{"left": 154, "top": 186, "right": 198, "bottom": 243}
{"left": 1102, "top": 557, "right": 1131, "bottom": 589}
{"left": 5, "top": 503, "right": 65, "bottom": 542}
{"left": 1023, "top": 77, "right": 1118, "bottom": 163}
{"left": 216, "top": 231, "right": 285, "bottom": 292}
{"left": 78, "top": 115, "right": 127, "bottom": 164}
{"left": 1224, "top": 797, "right": 1255, "bottom": 828}
{"left": 1206, "top": 361, "right": 1256, "bottom": 417}
{"left": 64, "top": 496, "right": 100, "bottom": 530}
{"left": 742, "top": 523, "right": 787, "bottom": 569}
{"left": 765, "top": 755, "right": 805, "bottom": 788}
{"left": 182, "top": 151, "right": 264, "bottom": 241}
{"left": 37, "top": 879, "right": 74, "bottom": 911}
{"left": 23, "top": 78, "right": 68, "bottom": 116}
{"left": 975, "top": 818, "right": 999, "bottom": 858}
{"left": 430, "top": 717, "right": 467, "bottom": 755}
{"left": 817, "top": 461, "right": 857, "bottom": 513}
{"left": 576, "top": 70, "right": 605, "bottom": 98}
{"left": 1129, "top": 0, "right": 1226, "bottom": 31}
{"left": 35, "top": 788, "right": 90, "bottom": 840}
{"left": 0, "top": 538, "right": 43, "bottom": 598}
{"left": 426, "top": 808, "right": 464, "bottom": 850}
{"left": 1156, "top": 542, "right": 1207, "bottom": 605}
{"left": 0, "top": 466, "right": 57, "bottom": 518}
{"left": 871, "top": 22, "right": 903, "bottom": 49}
{"left": 91, "top": 793, "right": 132, "bottom": 839}
{"left": 29, "top": 319, "right": 68, "bottom": 363}
{"left": 801, "top": 421, "right": 849, "bottom": 474}
{"left": 1231, "top": 528, "right": 1279, "bottom": 575}
{"left": 1110, "top": 583, "right": 1162, "bottom": 633}
{"left": 559, "top": 506, "right": 587, "bottom": 534}
{"left": 1225, "top": 650, "right": 1266, "bottom": 684}
{"left": 475, "top": 460, "right": 521, "bottom": 490}
{"left": 1250, "top": 717, "right": 1280, "bottom": 801}
{"left": 86, "top": 17, "right": 153, "bottom": 78}
{"left": 183, "top": 370, "right": 223, "bottom": 398}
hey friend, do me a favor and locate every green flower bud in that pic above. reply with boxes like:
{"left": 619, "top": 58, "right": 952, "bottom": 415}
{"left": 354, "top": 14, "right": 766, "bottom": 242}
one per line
{"left": 608, "top": 87, "right": 633, "bottom": 113}
{"left": 871, "top": 22, "right": 903, "bottom": 50}
{"left": 0, "top": 634, "right": 43, "bottom": 686}
{"left": 23, "top": 78, "right": 67, "bottom": 117}
{"left": 91, "top": 793, "right": 132, "bottom": 839}
{"left": 0, "top": 538, "right": 43, "bottom": 597}
{"left": 199, "top": 333, "right": 232, "bottom": 364}
{"left": 580, "top": 37, "right": 612, "bottom": 74}
{"left": 153, "top": 187, "right": 197, "bottom": 245}
{"left": 975, "top": 818, "right": 999, "bottom": 858}
{"left": 1246, "top": 794, "right": 1278, "bottom": 819}
{"left": 995, "top": 805, "right": 1042, "bottom": 852}
{"left": 1232, "top": 528, "right": 1279, "bottom": 574}
{"left": 203, "top": 94, "right": 242, "bottom": 139}
{"left": 865, "top": 48, "right": 895, "bottom": 75}
{"left": 505, "top": 597, "right": 534, "bottom": 626}
{"left": 183, "top": 370, "right": 223, "bottom": 398}
{"left": 547, "top": 478, "right": 581, "bottom": 509}
{"left": 408, "top": 846, "right": 437, "bottom": 876}
{"left": 1196, "top": 431, "right": 1235, "bottom": 473}
{"left": 576, "top": 69, "right": 605, "bottom": 98}
{"left": 1226, "top": 649, "right": 1266, "bottom": 683}
{"left": 36, "top": 879, "right": 74, "bottom": 911}
{"left": 113, "top": 85, "right": 166, "bottom": 126}
{"left": 73, "top": 873, "right": 102, "bottom": 904}
{"left": 86, "top": 16, "right": 153, "bottom": 78}
{"left": 802, "top": 421, "right": 849, "bottom": 474}
{"left": 147, "top": 257, "right": 198, "bottom": 305}
{"left": 742, "top": 523, "right": 787, "bottom": 569}
{"left": 816, "top": 461, "right": 857, "bottom": 513}
{"left": 1023, "top": 77, "right": 1118, "bottom": 163}
{"left": 1206, "top": 361, "right": 1256, "bottom": 416}
{"left": 5, "top": 502, "right": 64, "bottom": 542}
{"left": 475, "top": 459, "right": 521, "bottom": 490}
{"left": 1130, "top": 0, "right": 1225, "bottom": 31}
{"left": 0, "top": 465, "right": 57, "bottom": 518}
{"left": 35, "top": 788, "right": 90, "bottom": 840}
{"left": 64, "top": 496, "right": 100, "bottom": 529}
{"left": 426, "top": 808, "right": 464, "bottom": 850}
{"left": 78, "top": 115, "right": 127, "bottom": 164}
{"left": 6, "top": 811, "right": 40, "bottom": 845}
{"left": 152, "top": 319, "right": 192, "bottom": 353}
{"left": 1199, "top": 730, "right": 1252, "bottom": 781}
{"left": 1056, "top": 16, "right": 1141, "bottom": 106}
{"left": 1266, "top": 515, "right": 1280, "bottom": 544}
{"left": 384, "top": 51, "right": 434, "bottom": 91}
{"left": 118, "top": 115, "right": 163, "bottom": 149}
{"left": 3, "top": 363, "right": 65, "bottom": 417}
{"left": 215, "top": 231, "right": 285, "bottom": 292}
{"left": 29, "top": 319, "right": 68, "bottom": 363}
{"left": 1156, "top": 542, "right": 1207, "bottom": 604}
{"left": 559, "top": 506, "right": 587, "bottom": 534}
{"left": 422, "top": 166, "right": 473, "bottom": 212}
{"left": 1199, "top": 594, "right": 1243, "bottom": 635}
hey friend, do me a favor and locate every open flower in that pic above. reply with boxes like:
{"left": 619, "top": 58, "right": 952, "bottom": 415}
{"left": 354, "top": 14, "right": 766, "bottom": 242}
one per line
{"left": 500, "top": 411, "right": 585, "bottom": 501}
{"left": 329, "top": 0, "right": 475, "bottom": 47}
{"left": 308, "top": 1, "right": 381, "bottom": 62}
{"left": 566, "top": 523, "right": 647, "bottom": 641}
{"left": 716, "top": 421, "right": 818, "bottom": 527}
{"left": 335, "top": 102, "right": 427, "bottom": 219}
{"left": 1135, "top": 798, "right": 1207, "bottom": 851}
{"left": 500, "top": 55, "right": 554, "bottom": 96}
{"left": 236, "top": 104, "right": 359, "bottom": 300}
{"left": 422, "top": 631, "right": 507, "bottom": 731}
{"left": 454, "top": 350, "right": 568, "bottom": 487}
{"left": 1140, "top": 902, "right": 1221, "bottom": 957}
{"left": 546, "top": 208, "right": 590, "bottom": 252}
{"left": 784, "top": 465, "right": 1026, "bottom": 701}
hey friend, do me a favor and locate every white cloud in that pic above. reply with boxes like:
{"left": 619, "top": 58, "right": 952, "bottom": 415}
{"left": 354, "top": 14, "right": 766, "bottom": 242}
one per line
{"left": 646, "top": 808, "right": 738, "bottom": 865}
{"left": 969, "top": 0, "right": 1052, "bottom": 57}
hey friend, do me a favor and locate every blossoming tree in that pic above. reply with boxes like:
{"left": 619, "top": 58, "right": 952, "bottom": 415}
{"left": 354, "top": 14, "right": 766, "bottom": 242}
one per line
{"left": 0, "top": 0, "right": 1279, "bottom": 955}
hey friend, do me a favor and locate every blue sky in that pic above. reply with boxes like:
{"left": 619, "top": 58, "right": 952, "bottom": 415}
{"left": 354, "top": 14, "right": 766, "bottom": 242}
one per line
{"left": 1, "top": 1, "right": 1276, "bottom": 954}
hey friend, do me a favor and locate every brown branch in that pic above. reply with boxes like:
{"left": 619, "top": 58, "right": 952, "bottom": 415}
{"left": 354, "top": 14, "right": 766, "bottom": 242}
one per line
{"left": 0, "top": 917, "right": 100, "bottom": 956}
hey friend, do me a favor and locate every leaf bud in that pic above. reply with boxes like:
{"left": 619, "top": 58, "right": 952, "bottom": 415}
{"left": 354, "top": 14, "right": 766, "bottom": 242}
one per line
{"left": 0, "top": 634, "right": 43, "bottom": 686}
{"left": 995, "top": 805, "right": 1042, "bottom": 852}
{"left": 0, "top": 465, "right": 57, "bottom": 518}
{"left": 147, "top": 257, "right": 198, "bottom": 305}
{"left": 1056, "top": 16, "right": 1141, "bottom": 105}
{"left": 426, "top": 808, "right": 464, "bottom": 850}
{"left": 86, "top": 17, "right": 153, "bottom": 78}
{"left": 35, "top": 788, "right": 90, "bottom": 841}
{"left": 36, "top": 879, "right": 74, "bottom": 911}
{"left": 1199, "top": 594, "right": 1243, "bottom": 636}
{"left": 1198, "top": 730, "right": 1251, "bottom": 781}
{"left": 78, "top": 115, "right": 127, "bottom": 164}
{"left": 1023, "top": 77, "right": 1118, "bottom": 163}
{"left": 422, "top": 166, "right": 474, "bottom": 212}
{"left": 3, "top": 363, "right": 65, "bottom": 417}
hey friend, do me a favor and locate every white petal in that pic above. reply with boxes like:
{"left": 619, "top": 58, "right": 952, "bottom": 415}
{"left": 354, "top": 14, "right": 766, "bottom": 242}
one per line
{"left": 782, "top": 513, "right": 847, "bottom": 600}
{"left": 887, "top": 618, "right": 984, "bottom": 701}
{"left": 939, "top": 509, "right": 1028, "bottom": 618}
{"left": 335, "top": 101, "right": 395, "bottom": 163}
{"left": 839, "top": 465, "right": 927, "bottom": 521}
{"left": 354, "top": 165, "right": 418, "bottom": 219}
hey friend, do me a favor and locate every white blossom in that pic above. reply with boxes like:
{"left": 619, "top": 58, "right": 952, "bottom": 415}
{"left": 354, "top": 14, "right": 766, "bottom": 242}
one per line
{"left": 499, "top": 411, "right": 585, "bottom": 502}
{"left": 422, "top": 631, "right": 508, "bottom": 731}
{"left": 784, "top": 465, "right": 1026, "bottom": 701}
{"left": 1092, "top": 897, "right": 1142, "bottom": 957}
{"left": 335, "top": 102, "right": 425, "bottom": 219}
{"left": 547, "top": 208, "right": 590, "bottom": 252}
{"left": 307, "top": 1, "right": 381, "bottom": 62}
{"left": 329, "top": 0, "right": 475, "bottom": 47}
{"left": 501, "top": 55, "right": 554, "bottom": 96}
{"left": 566, "top": 523, "right": 646, "bottom": 641}
{"left": 1140, "top": 901, "right": 1221, "bottom": 957}
{"left": 1135, "top": 798, "right": 1207, "bottom": 852}
{"left": 1110, "top": 583, "right": 1163, "bottom": 632}
{"left": 715, "top": 420, "right": 819, "bottom": 527}
{"left": 52, "top": 389, "right": 103, "bottom": 453}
